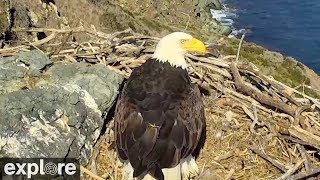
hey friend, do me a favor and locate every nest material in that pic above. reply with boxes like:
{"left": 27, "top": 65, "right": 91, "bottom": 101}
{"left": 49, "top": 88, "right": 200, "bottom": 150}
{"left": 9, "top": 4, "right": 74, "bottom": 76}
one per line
{"left": 1, "top": 27, "right": 320, "bottom": 179}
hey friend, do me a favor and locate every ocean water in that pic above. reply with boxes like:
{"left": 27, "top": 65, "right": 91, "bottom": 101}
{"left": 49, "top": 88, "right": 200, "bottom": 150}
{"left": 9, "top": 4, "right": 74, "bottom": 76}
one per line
{"left": 211, "top": 0, "right": 320, "bottom": 74}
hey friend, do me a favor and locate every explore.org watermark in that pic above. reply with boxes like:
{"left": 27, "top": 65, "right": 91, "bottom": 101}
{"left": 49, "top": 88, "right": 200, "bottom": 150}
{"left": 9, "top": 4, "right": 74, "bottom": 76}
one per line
{"left": 0, "top": 158, "right": 80, "bottom": 179}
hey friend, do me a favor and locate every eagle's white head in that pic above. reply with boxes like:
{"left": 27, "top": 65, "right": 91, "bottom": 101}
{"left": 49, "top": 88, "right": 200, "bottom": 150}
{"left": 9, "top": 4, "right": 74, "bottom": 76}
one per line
{"left": 152, "top": 32, "right": 206, "bottom": 69}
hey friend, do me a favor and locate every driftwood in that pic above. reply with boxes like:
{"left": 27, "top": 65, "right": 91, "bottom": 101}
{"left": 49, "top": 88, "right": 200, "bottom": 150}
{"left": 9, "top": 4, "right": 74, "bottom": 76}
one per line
{"left": 1, "top": 26, "right": 320, "bottom": 179}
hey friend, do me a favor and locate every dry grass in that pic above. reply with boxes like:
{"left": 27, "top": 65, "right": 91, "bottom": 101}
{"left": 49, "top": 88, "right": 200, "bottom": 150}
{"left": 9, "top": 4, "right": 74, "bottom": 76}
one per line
{"left": 197, "top": 97, "right": 282, "bottom": 180}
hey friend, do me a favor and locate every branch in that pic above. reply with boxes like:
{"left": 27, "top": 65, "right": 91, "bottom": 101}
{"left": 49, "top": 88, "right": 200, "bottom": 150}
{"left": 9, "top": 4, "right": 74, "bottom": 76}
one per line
{"left": 230, "top": 62, "right": 298, "bottom": 116}
{"left": 248, "top": 147, "right": 287, "bottom": 172}
{"left": 276, "top": 159, "right": 304, "bottom": 180}
{"left": 288, "top": 167, "right": 320, "bottom": 180}
{"left": 236, "top": 33, "right": 246, "bottom": 62}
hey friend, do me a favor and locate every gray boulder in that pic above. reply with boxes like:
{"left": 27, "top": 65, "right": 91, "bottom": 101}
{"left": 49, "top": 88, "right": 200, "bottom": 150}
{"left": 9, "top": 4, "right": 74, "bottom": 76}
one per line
{"left": 0, "top": 50, "right": 123, "bottom": 165}
{"left": 0, "top": 50, "right": 52, "bottom": 94}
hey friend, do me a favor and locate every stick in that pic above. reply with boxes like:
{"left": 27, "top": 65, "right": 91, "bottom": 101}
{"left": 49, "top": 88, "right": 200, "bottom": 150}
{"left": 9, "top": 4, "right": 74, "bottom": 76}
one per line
{"left": 276, "top": 159, "right": 304, "bottom": 180}
{"left": 51, "top": 31, "right": 73, "bottom": 55}
{"left": 288, "top": 167, "right": 320, "bottom": 180}
{"left": 280, "top": 135, "right": 318, "bottom": 148}
{"left": 239, "top": 67, "right": 305, "bottom": 107}
{"left": 268, "top": 77, "right": 320, "bottom": 109}
{"left": 0, "top": 32, "right": 57, "bottom": 53}
{"left": 230, "top": 62, "right": 298, "bottom": 116}
{"left": 187, "top": 54, "right": 230, "bottom": 68}
{"left": 225, "top": 168, "right": 235, "bottom": 180}
{"left": 289, "top": 126, "right": 320, "bottom": 149}
{"left": 80, "top": 165, "right": 105, "bottom": 180}
{"left": 236, "top": 33, "right": 246, "bottom": 62}
{"left": 248, "top": 147, "right": 288, "bottom": 172}
{"left": 297, "top": 144, "right": 312, "bottom": 178}
{"left": 12, "top": 26, "right": 84, "bottom": 33}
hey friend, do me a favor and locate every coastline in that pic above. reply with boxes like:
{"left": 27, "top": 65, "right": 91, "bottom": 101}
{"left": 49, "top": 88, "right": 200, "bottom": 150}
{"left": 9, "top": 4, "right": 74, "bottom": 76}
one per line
{"left": 209, "top": 0, "right": 320, "bottom": 95}
{"left": 213, "top": 0, "right": 320, "bottom": 75}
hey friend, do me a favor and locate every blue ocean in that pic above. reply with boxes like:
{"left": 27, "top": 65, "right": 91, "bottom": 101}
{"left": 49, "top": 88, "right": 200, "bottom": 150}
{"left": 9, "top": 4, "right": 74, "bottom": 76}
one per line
{"left": 211, "top": 0, "right": 320, "bottom": 74}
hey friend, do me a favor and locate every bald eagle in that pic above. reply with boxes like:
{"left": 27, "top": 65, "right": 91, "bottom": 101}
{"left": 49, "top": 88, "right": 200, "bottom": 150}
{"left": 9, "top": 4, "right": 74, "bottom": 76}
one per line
{"left": 115, "top": 32, "right": 207, "bottom": 180}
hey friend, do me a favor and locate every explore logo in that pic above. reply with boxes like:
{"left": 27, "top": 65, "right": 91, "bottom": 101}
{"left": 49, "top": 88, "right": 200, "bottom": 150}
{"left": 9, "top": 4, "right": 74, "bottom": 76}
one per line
{"left": 0, "top": 158, "right": 80, "bottom": 179}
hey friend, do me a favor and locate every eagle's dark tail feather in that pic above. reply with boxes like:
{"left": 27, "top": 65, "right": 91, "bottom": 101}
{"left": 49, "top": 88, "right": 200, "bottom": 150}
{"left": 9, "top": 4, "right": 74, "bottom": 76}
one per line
{"left": 148, "top": 163, "right": 164, "bottom": 180}
{"left": 133, "top": 163, "right": 164, "bottom": 180}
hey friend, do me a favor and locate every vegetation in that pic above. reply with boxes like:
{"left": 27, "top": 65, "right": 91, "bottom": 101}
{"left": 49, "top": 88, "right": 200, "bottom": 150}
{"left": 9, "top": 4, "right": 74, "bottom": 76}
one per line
{"left": 217, "top": 38, "right": 320, "bottom": 98}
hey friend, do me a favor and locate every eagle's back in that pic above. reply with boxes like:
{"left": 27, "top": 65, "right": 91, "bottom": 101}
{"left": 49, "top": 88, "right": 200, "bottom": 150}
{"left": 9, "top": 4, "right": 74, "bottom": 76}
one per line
{"left": 115, "top": 59, "right": 206, "bottom": 179}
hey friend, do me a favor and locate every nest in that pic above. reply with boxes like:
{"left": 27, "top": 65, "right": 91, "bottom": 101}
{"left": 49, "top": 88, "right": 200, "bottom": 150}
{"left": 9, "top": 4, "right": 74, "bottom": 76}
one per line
{"left": 1, "top": 27, "right": 320, "bottom": 179}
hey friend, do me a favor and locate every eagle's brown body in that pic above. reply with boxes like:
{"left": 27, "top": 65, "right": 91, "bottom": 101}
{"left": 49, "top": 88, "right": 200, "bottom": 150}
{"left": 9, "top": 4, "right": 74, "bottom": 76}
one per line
{"left": 115, "top": 58, "right": 206, "bottom": 179}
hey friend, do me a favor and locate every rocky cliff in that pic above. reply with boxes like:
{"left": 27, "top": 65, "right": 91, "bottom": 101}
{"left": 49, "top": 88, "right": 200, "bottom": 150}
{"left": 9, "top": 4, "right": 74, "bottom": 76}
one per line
{"left": 1, "top": 0, "right": 319, "bottom": 97}
{"left": 0, "top": 0, "right": 230, "bottom": 45}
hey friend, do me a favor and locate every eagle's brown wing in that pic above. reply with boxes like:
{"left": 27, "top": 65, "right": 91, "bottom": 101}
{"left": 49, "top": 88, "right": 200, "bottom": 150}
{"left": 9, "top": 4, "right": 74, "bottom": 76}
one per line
{"left": 114, "top": 59, "right": 206, "bottom": 179}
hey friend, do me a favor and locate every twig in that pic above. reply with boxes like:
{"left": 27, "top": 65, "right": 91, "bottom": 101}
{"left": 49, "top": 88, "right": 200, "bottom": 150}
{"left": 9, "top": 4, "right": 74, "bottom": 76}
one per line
{"left": 0, "top": 32, "right": 57, "bottom": 53}
{"left": 51, "top": 31, "right": 73, "bottom": 55}
{"left": 12, "top": 26, "right": 84, "bottom": 33}
{"left": 288, "top": 166, "right": 320, "bottom": 180}
{"left": 214, "top": 152, "right": 233, "bottom": 162}
{"left": 268, "top": 78, "right": 320, "bottom": 109}
{"left": 187, "top": 54, "right": 230, "bottom": 68}
{"left": 242, "top": 104, "right": 265, "bottom": 134}
{"left": 280, "top": 135, "right": 318, "bottom": 148}
{"left": 225, "top": 168, "right": 235, "bottom": 180}
{"left": 180, "top": 12, "right": 191, "bottom": 30}
{"left": 248, "top": 146, "right": 288, "bottom": 172}
{"left": 276, "top": 159, "right": 304, "bottom": 180}
{"left": 80, "top": 165, "right": 105, "bottom": 180}
{"left": 193, "top": 62, "right": 232, "bottom": 78}
{"left": 297, "top": 144, "right": 312, "bottom": 175}
{"left": 239, "top": 67, "right": 305, "bottom": 107}
{"left": 289, "top": 126, "right": 320, "bottom": 149}
{"left": 235, "top": 33, "right": 246, "bottom": 62}
{"left": 105, "top": 28, "right": 134, "bottom": 42}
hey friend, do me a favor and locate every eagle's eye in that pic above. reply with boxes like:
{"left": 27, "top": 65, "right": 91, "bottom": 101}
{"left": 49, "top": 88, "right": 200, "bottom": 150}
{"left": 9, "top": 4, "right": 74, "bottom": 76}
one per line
{"left": 180, "top": 39, "right": 188, "bottom": 44}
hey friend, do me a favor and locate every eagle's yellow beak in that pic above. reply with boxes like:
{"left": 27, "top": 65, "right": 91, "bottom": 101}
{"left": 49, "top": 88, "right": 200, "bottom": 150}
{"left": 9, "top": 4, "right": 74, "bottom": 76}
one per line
{"left": 182, "top": 38, "right": 206, "bottom": 53}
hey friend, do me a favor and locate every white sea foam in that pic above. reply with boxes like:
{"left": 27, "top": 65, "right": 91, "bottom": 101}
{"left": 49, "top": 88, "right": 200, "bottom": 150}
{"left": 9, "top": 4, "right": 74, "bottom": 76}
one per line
{"left": 210, "top": 2, "right": 245, "bottom": 38}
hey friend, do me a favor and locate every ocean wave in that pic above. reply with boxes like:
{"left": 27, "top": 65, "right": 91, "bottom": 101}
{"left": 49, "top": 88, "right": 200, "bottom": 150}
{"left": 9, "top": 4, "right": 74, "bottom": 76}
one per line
{"left": 210, "top": 2, "right": 245, "bottom": 38}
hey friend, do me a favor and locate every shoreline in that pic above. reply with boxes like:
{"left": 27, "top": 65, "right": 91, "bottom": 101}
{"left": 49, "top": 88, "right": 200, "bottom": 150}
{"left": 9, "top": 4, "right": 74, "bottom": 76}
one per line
{"left": 214, "top": 0, "right": 320, "bottom": 75}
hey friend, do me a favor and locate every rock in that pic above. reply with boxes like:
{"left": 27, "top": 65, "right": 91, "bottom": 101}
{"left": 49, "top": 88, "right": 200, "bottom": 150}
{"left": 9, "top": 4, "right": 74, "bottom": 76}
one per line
{"left": 39, "top": 62, "right": 122, "bottom": 112}
{"left": 203, "top": 0, "right": 223, "bottom": 11}
{"left": 211, "top": 0, "right": 223, "bottom": 10}
{"left": 195, "top": 0, "right": 222, "bottom": 11}
{"left": 17, "top": 50, "right": 53, "bottom": 76}
{"left": 0, "top": 51, "right": 123, "bottom": 165}
{"left": 219, "top": 25, "right": 232, "bottom": 36}
{"left": 193, "top": 0, "right": 231, "bottom": 36}
{"left": 99, "top": 2, "right": 169, "bottom": 35}
{"left": 0, "top": 50, "right": 52, "bottom": 94}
